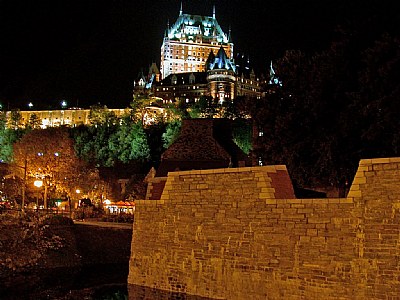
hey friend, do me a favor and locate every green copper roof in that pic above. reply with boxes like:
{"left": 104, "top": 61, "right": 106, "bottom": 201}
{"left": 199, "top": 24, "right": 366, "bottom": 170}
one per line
{"left": 167, "top": 13, "right": 229, "bottom": 44}
{"left": 207, "top": 47, "right": 236, "bottom": 72}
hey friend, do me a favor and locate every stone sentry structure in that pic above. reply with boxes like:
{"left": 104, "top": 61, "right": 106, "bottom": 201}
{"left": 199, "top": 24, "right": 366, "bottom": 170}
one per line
{"left": 128, "top": 157, "right": 400, "bottom": 299}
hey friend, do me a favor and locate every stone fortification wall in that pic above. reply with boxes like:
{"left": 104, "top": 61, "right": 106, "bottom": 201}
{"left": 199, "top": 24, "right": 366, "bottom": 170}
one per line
{"left": 128, "top": 159, "right": 400, "bottom": 299}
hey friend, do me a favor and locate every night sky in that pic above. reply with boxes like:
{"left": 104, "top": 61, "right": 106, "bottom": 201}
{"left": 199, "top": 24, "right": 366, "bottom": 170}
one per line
{"left": 1, "top": 0, "right": 398, "bottom": 109}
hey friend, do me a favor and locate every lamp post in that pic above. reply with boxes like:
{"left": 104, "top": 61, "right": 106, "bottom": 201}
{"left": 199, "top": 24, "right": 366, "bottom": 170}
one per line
{"left": 34, "top": 179, "right": 42, "bottom": 209}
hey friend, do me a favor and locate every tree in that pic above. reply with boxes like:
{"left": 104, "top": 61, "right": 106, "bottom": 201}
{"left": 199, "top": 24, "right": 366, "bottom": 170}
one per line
{"left": 130, "top": 95, "right": 151, "bottom": 123}
{"left": 250, "top": 25, "right": 400, "bottom": 190}
{"left": 108, "top": 119, "right": 150, "bottom": 163}
{"left": 162, "top": 120, "right": 182, "bottom": 149}
{"left": 189, "top": 96, "right": 217, "bottom": 119}
{"left": 232, "top": 118, "right": 252, "bottom": 155}
{"left": 0, "top": 111, "right": 24, "bottom": 163}
{"left": 9, "top": 110, "right": 22, "bottom": 129}
{"left": 356, "top": 34, "right": 400, "bottom": 157}
{"left": 27, "top": 113, "right": 42, "bottom": 129}
{"left": 88, "top": 104, "right": 118, "bottom": 126}
{"left": 12, "top": 127, "right": 101, "bottom": 206}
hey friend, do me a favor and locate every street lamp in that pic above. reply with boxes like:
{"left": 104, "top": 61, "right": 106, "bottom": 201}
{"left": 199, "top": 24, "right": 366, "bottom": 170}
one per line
{"left": 33, "top": 180, "right": 43, "bottom": 188}
{"left": 34, "top": 179, "right": 48, "bottom": 209}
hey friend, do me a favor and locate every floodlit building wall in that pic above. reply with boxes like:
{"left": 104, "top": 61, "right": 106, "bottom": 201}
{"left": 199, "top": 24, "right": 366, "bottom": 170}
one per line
{"left": 128, "top": 158, "right": 400, "bottom": 299}
{"left": 6, "top": 109, "right": 128, "bottom": 129}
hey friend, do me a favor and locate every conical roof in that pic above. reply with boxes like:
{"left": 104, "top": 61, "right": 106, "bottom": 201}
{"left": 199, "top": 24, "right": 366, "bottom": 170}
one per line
{"left": 207, "top": 47, "right": 236, "bottom": 71}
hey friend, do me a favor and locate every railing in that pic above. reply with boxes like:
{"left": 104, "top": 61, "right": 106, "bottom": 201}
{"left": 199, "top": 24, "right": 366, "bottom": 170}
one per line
{"left": 0, "top": 207, "right": 134, "bottom": 223}
{"left": 0, "top": 207, "right": 71, "bottom": 217}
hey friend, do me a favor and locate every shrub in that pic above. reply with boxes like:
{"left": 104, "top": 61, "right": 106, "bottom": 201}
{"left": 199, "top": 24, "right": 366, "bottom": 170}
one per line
{"left": 41, "top": 215, "right": 74, "bottom": 226}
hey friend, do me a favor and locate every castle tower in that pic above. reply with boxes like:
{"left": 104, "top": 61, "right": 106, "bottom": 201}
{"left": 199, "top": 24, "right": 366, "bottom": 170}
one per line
{"left": 206, "top": 47, "right": 236, "bottom": 103}
{"left": 160, "top": 4, "right": 233, "bottom": 79}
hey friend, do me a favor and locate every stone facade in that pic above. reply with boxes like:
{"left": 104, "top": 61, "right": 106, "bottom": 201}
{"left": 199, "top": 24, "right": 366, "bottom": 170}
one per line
{"left": 128, "top": 158, "right": 400, "bottom": 299}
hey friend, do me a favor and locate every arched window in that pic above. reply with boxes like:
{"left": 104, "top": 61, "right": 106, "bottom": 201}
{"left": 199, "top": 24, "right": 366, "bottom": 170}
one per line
{"left": 171, "top": 75, "right": 177, "bottom": 85}
{"left": 189, "top": 73, "right": 195, "bottom": 84}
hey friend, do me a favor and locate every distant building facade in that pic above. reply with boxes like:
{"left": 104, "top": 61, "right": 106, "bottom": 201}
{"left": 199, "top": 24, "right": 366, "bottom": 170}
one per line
{"left": 154, "top": 72, "right": 208, "bottom": 104}
{"left": 160, "top": 4, "right": 233, "bottom": 79}
{"left": 133, "top": 4, "right": 262, "bottom": 105}
{"left": 4, "top": 108, "right": 128, "bottom": 129}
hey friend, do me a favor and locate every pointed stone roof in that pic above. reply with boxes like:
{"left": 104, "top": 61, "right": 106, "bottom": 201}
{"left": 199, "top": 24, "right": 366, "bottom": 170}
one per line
{"left": 155, "top": 119, "right": 251, "bottom": 177}
{"left": 162, "top": 119, "right": 230, "bottom": 161}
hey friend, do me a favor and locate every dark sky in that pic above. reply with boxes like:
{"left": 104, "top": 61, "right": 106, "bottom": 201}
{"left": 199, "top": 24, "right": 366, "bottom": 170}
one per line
{"left": 0, "top": 0, "right": 398, "bottom": 109}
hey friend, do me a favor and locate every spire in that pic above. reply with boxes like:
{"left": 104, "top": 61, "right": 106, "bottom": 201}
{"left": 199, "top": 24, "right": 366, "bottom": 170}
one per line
{"left": 269, "top": 61, "right": 275, "bottom": 76}
{"left": 213, "top": 5, "right": 216, "bottom": 19}
{"left": 164, "top": 20, "right": 170, "bottom": 37}
{"left": 269, "top": 61, "right": 282, "bottom": 86}
{"left": 228, "top": 26, "right": 232, "bottom": 42}
{"left": 179, "top": 2, "right": 183, "bottom": 16}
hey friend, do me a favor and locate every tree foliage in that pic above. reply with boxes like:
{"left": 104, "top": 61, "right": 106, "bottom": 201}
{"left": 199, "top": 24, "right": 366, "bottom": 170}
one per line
{"left": 12, "top": 127, "right": 103, "bottom": 199}
{"left": 250, "top": 30, "right": 400, "bottom": 188}
{"left": 88, "top": 104, "right": 118, "bottom": 126}
{"left": 0, "top": 111, "right": 24, "bottom": 163}
{"left": 27, "top": 113, "right": 42, "bottom": 129}
{"left": 162, "top": 120, "right": 182, "bottom": 149}
{"left": 232, "top": 118, "right": 252, "bottom": 155}
{"left": 73, "top": 110, "right": 151, "bottom": 167}
{"left": 108, "top": 120, "right": 150, "bottom": 163}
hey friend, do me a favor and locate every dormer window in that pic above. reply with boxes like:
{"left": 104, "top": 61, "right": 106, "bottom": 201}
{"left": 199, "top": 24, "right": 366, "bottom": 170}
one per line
{"left": 172, "top": 75, "right": 177, "bottom": 85}
{"left": 189, "top": 73, "right": 195, "bottom": 84}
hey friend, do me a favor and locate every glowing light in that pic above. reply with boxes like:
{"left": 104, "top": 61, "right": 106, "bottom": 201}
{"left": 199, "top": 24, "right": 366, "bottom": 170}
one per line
{"left": 28, "top": 102, "right": 33, "bottom": 108}
{"left": 76, "top": 189, "right": 81, "bottom": 194}
{"left": 34, "top": 180, "right": 43, "bottom": 188}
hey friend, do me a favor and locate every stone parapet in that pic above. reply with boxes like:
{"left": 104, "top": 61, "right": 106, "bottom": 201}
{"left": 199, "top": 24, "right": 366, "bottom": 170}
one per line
{"left": 129, "top": 158, "right": 400, "bottom": 299}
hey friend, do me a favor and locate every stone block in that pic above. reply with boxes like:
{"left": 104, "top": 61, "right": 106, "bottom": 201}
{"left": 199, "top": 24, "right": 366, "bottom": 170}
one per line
{"left": 307, "top": 229, "right": 318, "bottom": 236}
{"left": 352, "top": 177, "right": 367, "bottom": 185}
{"left": 259, "top": 192, "right": 275, "bottom": 199}
{"left": 371, "top": 158, "right": 391, "bottom": 164}
{"left": 347, "top": 190, "right": 362, "bottom": 198}
{"left": 266, "top": 199, "right": 277, "bottom": 205}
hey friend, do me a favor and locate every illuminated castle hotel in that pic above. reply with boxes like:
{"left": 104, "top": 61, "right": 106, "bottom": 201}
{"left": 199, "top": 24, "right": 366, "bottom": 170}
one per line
{"left": 160, "top": 4, "right": 233, "bottom": 78}
{"left": 4, "top": 5, "right": 266, "bottom": 130}
{"left": 134, "top": 4, "right": 262, "bottom": 104}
